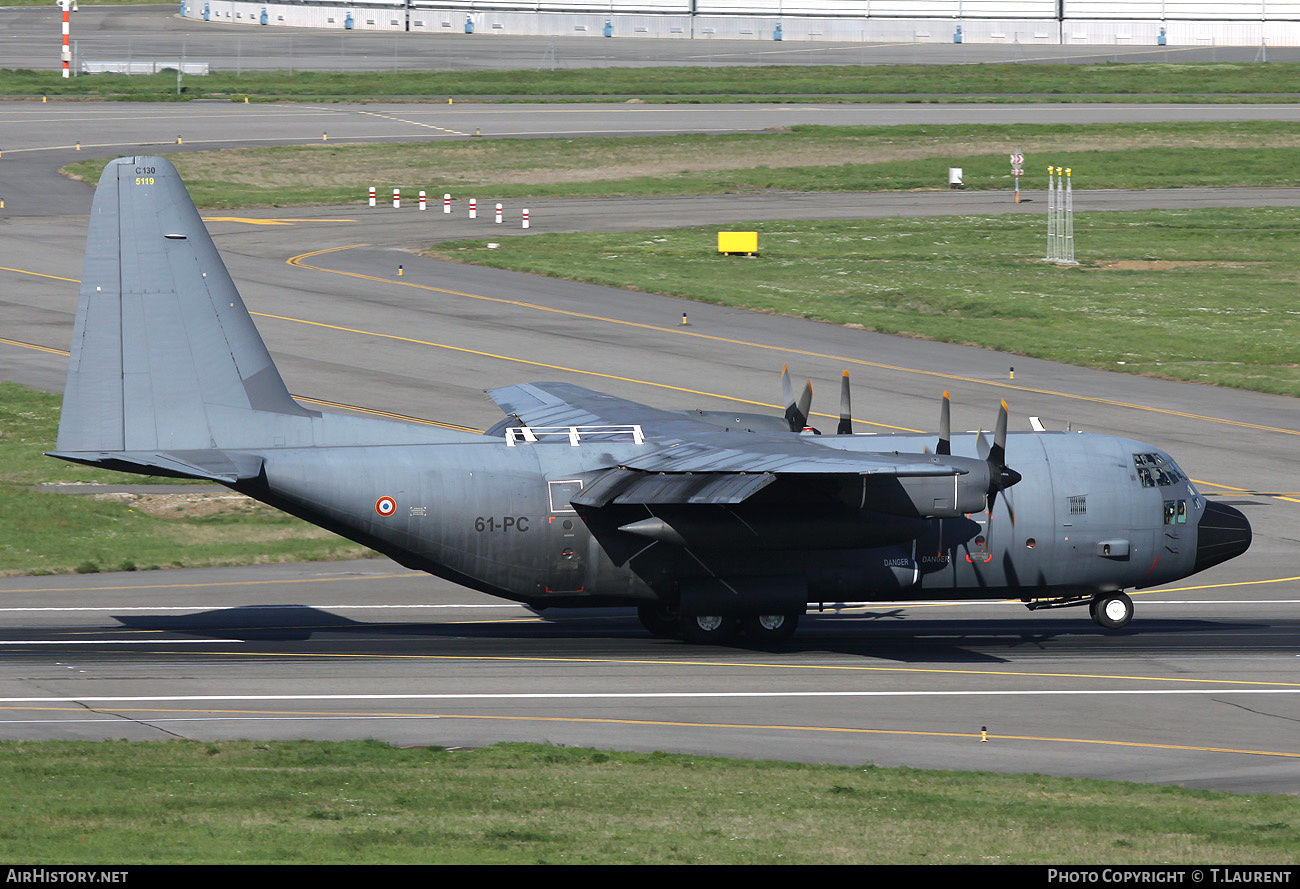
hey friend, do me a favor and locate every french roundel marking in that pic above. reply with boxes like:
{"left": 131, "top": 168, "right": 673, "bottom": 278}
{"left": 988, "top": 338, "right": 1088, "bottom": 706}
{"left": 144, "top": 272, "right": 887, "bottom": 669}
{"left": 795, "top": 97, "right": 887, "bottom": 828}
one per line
{"left": 375, "top": 496, "right": 397, "bottom": 517}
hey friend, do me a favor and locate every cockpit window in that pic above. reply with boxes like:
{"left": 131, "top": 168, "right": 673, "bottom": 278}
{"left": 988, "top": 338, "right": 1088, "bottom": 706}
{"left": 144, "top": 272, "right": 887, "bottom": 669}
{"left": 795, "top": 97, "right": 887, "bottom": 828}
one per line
{"left": 1164, "top": 500, "right": 1189, "bottom": 525}
{"left": 1133, "top": 453, "right": 1186, "bottom": 487}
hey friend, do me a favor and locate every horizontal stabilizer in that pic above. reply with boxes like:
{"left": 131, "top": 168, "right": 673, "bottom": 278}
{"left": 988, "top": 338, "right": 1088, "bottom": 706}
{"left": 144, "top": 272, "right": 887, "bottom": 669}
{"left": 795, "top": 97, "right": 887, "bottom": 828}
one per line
{"left": 46, "top": 449, "right": 265, "bottom": 483}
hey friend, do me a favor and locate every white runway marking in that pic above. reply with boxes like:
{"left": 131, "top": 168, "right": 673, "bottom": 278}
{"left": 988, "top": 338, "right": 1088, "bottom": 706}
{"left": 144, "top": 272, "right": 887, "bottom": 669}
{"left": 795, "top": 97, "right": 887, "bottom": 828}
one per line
{"left": 0, "top": 689, "right": 1298, "bottom": 705}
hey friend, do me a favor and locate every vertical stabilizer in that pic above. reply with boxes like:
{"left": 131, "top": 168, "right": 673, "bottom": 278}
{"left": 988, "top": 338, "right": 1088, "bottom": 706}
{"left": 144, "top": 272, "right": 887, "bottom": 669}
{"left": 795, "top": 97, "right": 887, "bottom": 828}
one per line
{"left": 56, "top": 156, "right": 315, "bottom": 456}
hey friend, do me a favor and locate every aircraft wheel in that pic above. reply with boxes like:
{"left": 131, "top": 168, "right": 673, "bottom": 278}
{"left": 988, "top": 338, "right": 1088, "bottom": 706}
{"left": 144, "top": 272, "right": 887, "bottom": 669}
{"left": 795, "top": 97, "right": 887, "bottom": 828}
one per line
{"left": 741, "top": 613, "right": 799, "bottom": 646}
{"left": 637, "top": 604, "right": 680, "bottom": 638}
{"left": 680, "top": 614, "right": 739, "bottom": 645}
{"left": 1091, "top": 592, "right": 1133, "bottom": 630}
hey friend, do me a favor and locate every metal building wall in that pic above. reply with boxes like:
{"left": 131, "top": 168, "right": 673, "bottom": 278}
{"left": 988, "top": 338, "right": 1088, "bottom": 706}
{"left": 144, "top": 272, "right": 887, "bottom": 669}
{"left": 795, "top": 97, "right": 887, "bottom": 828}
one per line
{"left": 1069, "top": 1, "right": 1300, "bottom": 20}
{"left": 179, "top": 0, "right": 1300, "bottom": 43}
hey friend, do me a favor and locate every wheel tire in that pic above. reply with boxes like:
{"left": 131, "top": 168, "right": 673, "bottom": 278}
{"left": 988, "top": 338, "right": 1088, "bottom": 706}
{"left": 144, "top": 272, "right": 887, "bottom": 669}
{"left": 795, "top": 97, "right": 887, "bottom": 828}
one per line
{"left": 741, "top": 612, "right": 800, "bottom": 646}
{"left": 1091, "top": 592, "right": 1133, "bottom": 630}
{"left": 679, "top": 613, "right": 739, "bottom": 645}
{"left": 637, "top": 604, "right": 680, "bottom": 638}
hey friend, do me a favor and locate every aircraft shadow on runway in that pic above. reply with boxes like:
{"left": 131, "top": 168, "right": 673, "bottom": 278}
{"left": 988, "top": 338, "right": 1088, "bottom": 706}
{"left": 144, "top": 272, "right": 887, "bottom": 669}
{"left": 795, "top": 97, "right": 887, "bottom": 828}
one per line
{"left": 108, "top": 605, "right": 1264, "bottom": 663}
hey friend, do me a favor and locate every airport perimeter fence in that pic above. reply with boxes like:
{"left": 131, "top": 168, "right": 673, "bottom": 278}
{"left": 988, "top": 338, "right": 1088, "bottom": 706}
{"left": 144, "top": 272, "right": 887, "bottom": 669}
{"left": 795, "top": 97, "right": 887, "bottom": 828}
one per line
{"left": 5, "top": 29, "right": 1300, "bottom": 78}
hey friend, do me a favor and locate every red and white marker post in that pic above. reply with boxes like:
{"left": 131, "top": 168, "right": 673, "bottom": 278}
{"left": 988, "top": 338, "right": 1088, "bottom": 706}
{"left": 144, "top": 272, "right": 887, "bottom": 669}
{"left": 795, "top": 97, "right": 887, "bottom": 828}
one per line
{"left": 419, "top": 190, "right": 426, "bottom": 211}
{"left": 495, "top": 203, "right": 502, "bottom": 224}
{"left": 58, "top": 0, "right": 72, "bottom": 80}
{"left": 443, "top": 193, "right": 451, "bottom": 213}
{"left": 522, "top": 209, "right": 530, "bottom": 229}
{"left": 469, "top": 199, "right": 477, "bottom": 219}
{"left": 393, "top": 188, "right": 400, "bottom": 209}
{"left": 368, "top": 186, "right": 376, "bottom": 207}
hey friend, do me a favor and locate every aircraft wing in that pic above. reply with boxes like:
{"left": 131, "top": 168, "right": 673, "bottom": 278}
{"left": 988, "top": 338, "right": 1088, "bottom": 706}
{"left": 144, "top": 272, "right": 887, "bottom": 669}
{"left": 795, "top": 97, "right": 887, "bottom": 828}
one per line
{"left": 486, "top": 381, "right": 726, "bottom": 438}
{"left": 576, "top": 442, "right": 968, "bottom": 507}
{"left": 490, "top": 382, "right": 976, "bottom": 512}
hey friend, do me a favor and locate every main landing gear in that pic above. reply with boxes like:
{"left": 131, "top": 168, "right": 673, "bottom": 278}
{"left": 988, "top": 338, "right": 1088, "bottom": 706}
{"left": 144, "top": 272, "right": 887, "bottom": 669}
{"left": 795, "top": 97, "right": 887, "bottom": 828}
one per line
{"left": 1089, "top": 591, "right": 1134, "bottom": 630}
{"left": 638, "top": 606, "right": 801, "bottom": 646}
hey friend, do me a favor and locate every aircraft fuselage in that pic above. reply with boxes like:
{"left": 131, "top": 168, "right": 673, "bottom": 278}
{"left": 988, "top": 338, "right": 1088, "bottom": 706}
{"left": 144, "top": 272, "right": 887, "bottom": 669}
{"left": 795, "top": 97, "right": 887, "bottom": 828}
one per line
{"left": 234, "top": 427, "right": 1233, "bottom": 612}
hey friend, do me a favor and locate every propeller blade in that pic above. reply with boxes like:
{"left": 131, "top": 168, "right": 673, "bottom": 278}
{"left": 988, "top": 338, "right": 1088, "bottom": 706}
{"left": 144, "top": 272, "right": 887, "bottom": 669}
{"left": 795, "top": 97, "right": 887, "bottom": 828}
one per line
{"left": 976, "top": 428, "right": 989, "bottom": 461}
{"left": 982, "top": 399, "right": 1021, "bottom": 528}
{"left": 936, "top": 391, "right": 951, "bottom": 455}
{"left": 781, "top": 366, "right": 805, "bottom": 432}
{"left": 790, "top": 379, "right": 811, "bottom": 423}
{"left": 790, "top": 379, "right": 811, "bottom": 431}
{"left": 837, "top": 371, "right": 852, "bottom": 435}
{"left": 985, "top": 484, "right": 1017, "bottom": 531}
{"left": 989, "top": 399, "right": 1009, "bottom": 469}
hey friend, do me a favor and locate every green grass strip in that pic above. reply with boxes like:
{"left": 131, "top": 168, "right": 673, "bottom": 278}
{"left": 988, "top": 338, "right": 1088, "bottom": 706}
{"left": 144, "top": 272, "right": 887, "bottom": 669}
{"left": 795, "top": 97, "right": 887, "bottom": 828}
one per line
{"left": 10, "top": 61, "right": 1300, "bottom": 102}
{"left": 0, "top": 383, "right": 372, "bottom": 576}
{"left": 1, "top": 740, "right": 1295, "bottom": 864}
{"left": 58, "top": 120, "right": 1300, "bottom": 208}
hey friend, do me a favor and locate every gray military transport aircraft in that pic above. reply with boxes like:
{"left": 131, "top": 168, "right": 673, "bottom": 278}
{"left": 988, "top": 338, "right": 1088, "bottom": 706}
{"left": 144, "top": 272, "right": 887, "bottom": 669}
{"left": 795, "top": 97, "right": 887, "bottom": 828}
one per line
{"left": 48, "top": 157, "right": 1252, "bottom": 645}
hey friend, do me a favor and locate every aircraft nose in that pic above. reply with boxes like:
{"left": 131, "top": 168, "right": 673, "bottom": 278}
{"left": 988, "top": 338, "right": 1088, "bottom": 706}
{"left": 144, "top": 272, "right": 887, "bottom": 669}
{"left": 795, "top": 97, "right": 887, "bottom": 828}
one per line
{"left": 1194, "top": 501, "right": 1252, "bottom": 573}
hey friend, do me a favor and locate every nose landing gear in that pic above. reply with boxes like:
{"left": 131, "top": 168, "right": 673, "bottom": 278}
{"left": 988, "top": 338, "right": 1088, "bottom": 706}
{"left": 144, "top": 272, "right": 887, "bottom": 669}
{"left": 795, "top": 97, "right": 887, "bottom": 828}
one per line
{"left": 1090, "top": 592, "right": 1134, "bottom": 630}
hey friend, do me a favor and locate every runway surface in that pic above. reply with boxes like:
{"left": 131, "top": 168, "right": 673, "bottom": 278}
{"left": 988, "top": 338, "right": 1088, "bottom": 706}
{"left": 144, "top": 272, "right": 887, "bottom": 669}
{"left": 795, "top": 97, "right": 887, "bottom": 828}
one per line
{"left": 0, "top": 558, "right": 1298, "bottom": 795}
{"left": 0, "top": 52, "right": 1298, "bottom": 793}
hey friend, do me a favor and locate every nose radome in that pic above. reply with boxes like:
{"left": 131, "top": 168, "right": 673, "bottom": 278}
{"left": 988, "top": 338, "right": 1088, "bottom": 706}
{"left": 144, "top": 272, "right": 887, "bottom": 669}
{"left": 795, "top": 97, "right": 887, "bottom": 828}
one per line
{"left": 1194, "top": 501, "right": 1252, "bottom": 574}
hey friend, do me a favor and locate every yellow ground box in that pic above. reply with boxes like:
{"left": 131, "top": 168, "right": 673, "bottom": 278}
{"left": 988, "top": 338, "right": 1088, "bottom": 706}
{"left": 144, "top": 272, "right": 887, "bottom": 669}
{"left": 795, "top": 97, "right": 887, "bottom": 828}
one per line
{"left": 717, "top": 231, "right": 758, "bottom": 255}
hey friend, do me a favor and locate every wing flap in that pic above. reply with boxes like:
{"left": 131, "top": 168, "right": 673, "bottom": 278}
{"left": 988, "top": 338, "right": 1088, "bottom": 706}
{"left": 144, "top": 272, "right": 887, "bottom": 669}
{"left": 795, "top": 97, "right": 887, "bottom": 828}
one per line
{"left": 624, "top": 445, "right": 968, "bottom": 477}
{"left": 572, "top": 469, "right": 777, "bottom": 507}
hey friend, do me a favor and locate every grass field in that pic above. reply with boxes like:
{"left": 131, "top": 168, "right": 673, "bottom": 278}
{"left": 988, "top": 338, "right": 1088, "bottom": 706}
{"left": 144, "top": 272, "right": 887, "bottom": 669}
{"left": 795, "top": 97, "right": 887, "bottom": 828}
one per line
{"left": 425, "top": 208, "right": 1300, "bottom": 399}
{"left": 58, "top": 120, "right": 1300, "bottom": 207}
{"left": 3, "top": 740, "right": 1296, "bottom": 864}
{"left": 10, "top": 60, "right": 1300, "bottom": 102}
{"left": 0, "top": 382, "right": 372, "bottom": 576}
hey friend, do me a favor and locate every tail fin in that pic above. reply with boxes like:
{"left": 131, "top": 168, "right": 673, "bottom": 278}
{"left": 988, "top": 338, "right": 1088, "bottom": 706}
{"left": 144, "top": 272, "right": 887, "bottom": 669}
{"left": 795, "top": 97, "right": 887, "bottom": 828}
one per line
{"left": 55, "top": 156, "right": 316, "bottom": 463}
